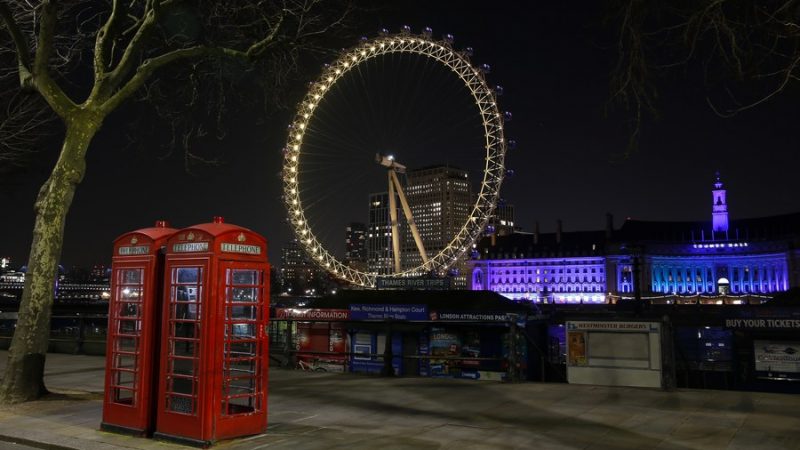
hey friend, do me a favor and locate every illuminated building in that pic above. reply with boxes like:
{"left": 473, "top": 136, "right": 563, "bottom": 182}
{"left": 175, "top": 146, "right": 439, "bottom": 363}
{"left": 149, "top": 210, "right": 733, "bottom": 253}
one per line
{"left": 402, "top": 166, "right": 472, "bottom": 287}
{"left": 470, "top": 175, "right": 800, "bottom": 303}
{"left": 280, "top": 239, "right": 323, "bottom": 295}
{"left": 367, "top": 192, "right": 399, "bottom": 275}
{"left": 344, "top": 222, "right": 367, "bottom": 270}
{"left": 485, "top": 203, "right": 517, "bottom": 238}
{"left": 470, "top": 224, "right": 609, "bottom": 303}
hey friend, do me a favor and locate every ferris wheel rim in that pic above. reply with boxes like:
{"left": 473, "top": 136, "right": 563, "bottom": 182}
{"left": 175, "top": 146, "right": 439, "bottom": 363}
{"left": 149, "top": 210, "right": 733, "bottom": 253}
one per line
{"left": 282, "top": 32, "right": 507, "bottom": 288}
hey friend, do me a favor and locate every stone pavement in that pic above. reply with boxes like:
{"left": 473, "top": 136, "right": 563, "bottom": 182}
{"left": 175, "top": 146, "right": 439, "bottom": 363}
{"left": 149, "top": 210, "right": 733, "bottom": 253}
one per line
{"left": 0, "top": 351, "right": 799, "bottom": 449}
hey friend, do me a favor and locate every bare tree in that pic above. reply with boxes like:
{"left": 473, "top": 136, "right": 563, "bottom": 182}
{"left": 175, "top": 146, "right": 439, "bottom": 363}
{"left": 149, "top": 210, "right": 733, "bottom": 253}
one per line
{"left": 609, "top": 0, "right": 800, "bottom": 152}
{"left": 0, "top": 0, "right": 351, "bottom": 404}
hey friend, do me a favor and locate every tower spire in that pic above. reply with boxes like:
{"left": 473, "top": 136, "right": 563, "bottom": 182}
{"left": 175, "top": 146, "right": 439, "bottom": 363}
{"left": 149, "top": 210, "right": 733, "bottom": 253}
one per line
{"left": 712, "top": 171, "right": 729, "bottom": 237}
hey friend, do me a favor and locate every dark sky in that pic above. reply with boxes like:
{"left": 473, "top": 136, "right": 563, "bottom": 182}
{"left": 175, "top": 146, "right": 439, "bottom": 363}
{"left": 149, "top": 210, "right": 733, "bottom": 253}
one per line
{"left": 2, "top": 1, "right": 798, "bottom": 269}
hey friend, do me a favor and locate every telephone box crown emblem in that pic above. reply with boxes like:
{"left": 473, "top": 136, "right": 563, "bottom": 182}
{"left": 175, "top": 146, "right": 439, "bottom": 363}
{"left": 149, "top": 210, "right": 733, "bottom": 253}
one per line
{"left": 131, "top": 237, "right": 138, "bottom": 244}
{"left": 187, "top": 232, "right": 195, "bottom": 241}
{"left": 237, "top": 233, "right": 246, "bottom": 242}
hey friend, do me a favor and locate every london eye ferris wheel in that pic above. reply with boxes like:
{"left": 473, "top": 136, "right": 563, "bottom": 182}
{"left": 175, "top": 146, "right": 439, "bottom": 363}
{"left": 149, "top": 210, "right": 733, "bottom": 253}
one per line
{"left": 282, "top": 27, "right": 510, "bottom": 288}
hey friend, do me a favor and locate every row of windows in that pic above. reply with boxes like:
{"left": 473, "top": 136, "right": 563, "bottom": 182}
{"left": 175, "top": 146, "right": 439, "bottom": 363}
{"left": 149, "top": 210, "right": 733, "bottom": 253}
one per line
{"left": 653, "top": 283, "right": 782, "bottom": 294}
{"left": 491, "top": 267, "right": 604, "bottom": 276}
{"left": 492, "top": 285, "right": 605, "bottom": 294}
{"left": 493, "top": 276, "right": 604, "bottom": 284}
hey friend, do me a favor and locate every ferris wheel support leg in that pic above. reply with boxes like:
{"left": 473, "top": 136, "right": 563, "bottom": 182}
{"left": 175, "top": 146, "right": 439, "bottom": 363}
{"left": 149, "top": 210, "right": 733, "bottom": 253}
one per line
{"left": 389, "top": 171, "right": 430, "bottom": 269}
{"left": 388, "top": 172, "right": 402, "bottom": 273}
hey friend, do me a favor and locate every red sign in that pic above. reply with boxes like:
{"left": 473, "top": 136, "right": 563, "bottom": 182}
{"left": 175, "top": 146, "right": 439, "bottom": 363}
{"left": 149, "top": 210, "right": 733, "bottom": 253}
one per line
{"left": 274, "top": 308, "right": 350, "bottom": 320}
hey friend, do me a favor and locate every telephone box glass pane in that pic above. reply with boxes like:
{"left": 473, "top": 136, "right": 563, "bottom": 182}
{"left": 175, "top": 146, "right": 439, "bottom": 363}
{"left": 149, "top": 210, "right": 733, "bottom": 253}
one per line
{"left": 174, "top": 322, "right": 198, "bottom": 339}
{"left": 115, "top": 370, "right": 135, "bottom": 386}
{"left": 122, "top": 269, "right": 142, "bottom": 284}
{"left": 117, "top": 337, "right": 137, "bottom": 352}
{"left": 171, "top": 358, "right": 195, "bottom": 376}
{"left": 119, "top": 319, "right": 139, "bottom": 335}
{"left": 119, "top": 303, "right": 140, "bottom": 318}
{"left": 226, "top": 341, "right": 256, "bottom": 357}
{"left": 230, "top": 287, "right": 258, "bottom": 302}
{"left": 227, "top": 305, "right": 257, "bottom": 320}
{"left": 227, "top": 323, "right": 256, "bottom": 339}
{"left": 116, "top": 354, "right": 135, "bottom": 369}
{"left": 231, "top": 270, "right": 257, "bottom": 285}
{"left": 175, "top": 303, "right": 199, "bottom": 320}
{"left": 120, "top": 287, "right": 142, "bottom": 301}
{"left": 173, "top": 340, "right": 197, "bottom": 357}
{"left": 114, "top": 388, "right": 134, "bottom": 404}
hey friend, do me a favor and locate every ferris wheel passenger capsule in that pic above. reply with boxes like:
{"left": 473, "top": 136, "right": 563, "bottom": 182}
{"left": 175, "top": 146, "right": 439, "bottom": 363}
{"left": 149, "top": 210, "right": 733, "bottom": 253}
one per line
{"left": 422, "top": 27, "right": 433, "bottom": 37}
{"left": 463, "top": 47, "right": 474, "bottom": 57}
{"left": 494, "top": 85, "right": 504, "bottom": 96}
{"left": 504, "top": 111, "right": 513, "bottom": 122}
{"left": 479, "top": 63, "right": 491, "bottom": 73}
{"left": 360, "top": 36, "right": 368, "bottom": 42}
{"left": 507, "top": 139, "right": 517, "bottom": 150}
{"left": 444, "top": 33, "right": 455, "bottom": 43}
{"left": 379, "top": 28, "right": 390, "bottom": 36}
{"left": 401, "top": 25, "right": 412, "bottom": 34}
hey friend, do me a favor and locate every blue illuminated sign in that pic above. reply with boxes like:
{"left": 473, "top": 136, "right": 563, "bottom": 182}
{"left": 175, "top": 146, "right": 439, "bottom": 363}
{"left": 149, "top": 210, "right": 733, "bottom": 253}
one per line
{"left": 349, "top": 304, "right": 428, "bottom": 321}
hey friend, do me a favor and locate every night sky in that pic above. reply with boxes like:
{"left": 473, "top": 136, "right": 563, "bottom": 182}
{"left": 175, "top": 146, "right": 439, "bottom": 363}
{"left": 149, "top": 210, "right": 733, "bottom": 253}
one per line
{"left": 1, "top": 1, "right": 798, "bottom": 269}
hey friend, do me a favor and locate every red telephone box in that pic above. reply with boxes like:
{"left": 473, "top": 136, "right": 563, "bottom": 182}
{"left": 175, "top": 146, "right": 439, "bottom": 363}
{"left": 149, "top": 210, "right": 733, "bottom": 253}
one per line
{"left": 154, "top": 217, "right": 270, "bottom": 447}
{"left": 102, "top": 220, "right": 177, "bottom": 436}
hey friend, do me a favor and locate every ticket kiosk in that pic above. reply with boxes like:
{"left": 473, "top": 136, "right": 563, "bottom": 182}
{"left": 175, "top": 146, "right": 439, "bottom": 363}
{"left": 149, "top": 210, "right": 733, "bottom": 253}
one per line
{"left": 154, "top": 217, "right": 270, "bottom": 447}
{"left": 102, "top": 220, "right": 177, "bottom": 436}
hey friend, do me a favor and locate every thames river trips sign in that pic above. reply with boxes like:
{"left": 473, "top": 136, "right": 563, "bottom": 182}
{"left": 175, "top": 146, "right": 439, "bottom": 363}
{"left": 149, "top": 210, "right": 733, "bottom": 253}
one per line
{"left": 375, "top": 277, "right": 450, "bottom": 290}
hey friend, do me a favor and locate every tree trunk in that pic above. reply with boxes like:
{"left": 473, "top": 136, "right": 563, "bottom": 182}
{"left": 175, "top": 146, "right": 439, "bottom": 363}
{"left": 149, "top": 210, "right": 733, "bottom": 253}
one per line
{"left": 0, "top": 116, "right": 98, "bottom": 404}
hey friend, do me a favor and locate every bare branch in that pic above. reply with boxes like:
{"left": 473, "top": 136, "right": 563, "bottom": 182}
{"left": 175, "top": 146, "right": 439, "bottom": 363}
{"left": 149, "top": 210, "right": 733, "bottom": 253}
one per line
{"left": 708, "top": 54, "right": 800, "bottom": 117}
{"left": 0, "top": 91, "right": 56, "bottom": 164}
{"left": 0, "top": 3, "right": 34, "bottom": 88}
{"left": 105, "top": 3, "right": 163, "bottom": 94}
{"left": 23, "top": 0, "right": 76, "bottom": 119}
{"left": 93, "top": 0, "right": 125, "bottom": 77}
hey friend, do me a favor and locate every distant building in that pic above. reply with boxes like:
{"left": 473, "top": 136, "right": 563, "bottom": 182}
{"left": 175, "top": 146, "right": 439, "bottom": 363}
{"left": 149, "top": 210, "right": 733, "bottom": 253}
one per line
{"left": 470, "top": 174, "right": 800, "bottom": 303}
{"left": 401, "top": 165, "right": 472, "bottom": 287}
{"left": 344, "top": 222, "right": 368, "bottom": 270}
{"left": 367, "top": 192, "right": 398, "bottom": 275}
{"left": 90, "top": 264, "right": 110, "bottom": 283}
{"left": 0, "top": 271, "right": 24, "bottom": 283}
{"left": 485, "top": 203, "right": 518, "bottom": 238}
{"left": 0, "top": 257, "right": 11, "bottom": 271}
{"left": 280, "top": 240, "right": 323, "bottom": 295}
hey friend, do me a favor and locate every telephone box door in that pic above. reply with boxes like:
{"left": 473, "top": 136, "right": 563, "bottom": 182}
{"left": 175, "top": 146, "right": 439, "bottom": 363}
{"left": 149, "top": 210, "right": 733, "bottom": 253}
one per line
{"left": 214, "top": 261, "right": 270, "bottom": 439}
{"left": 104, "top": 262, "right": 148, "bottom": 419}
{"left": 157, "top": 260, "right": 211, "bottom": 440}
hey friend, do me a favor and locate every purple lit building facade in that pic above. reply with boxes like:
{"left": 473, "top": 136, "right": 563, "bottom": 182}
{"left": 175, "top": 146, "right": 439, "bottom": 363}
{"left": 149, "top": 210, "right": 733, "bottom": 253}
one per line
{"left": 469, "top": 176, "right": 800, "bottom": 303}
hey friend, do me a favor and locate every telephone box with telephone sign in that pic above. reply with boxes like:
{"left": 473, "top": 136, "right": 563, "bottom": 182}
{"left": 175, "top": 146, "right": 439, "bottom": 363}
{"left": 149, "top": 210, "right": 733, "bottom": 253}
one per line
{"left": 154, "top": 217, "right": 270, "bottom": 447}
{"left": 102, "top": 220, "right": 177, "bottom": 436}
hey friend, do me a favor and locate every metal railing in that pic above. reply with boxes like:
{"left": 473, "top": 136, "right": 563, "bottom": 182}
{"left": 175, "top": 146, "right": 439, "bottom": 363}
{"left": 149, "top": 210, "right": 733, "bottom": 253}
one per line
{"left": 0, "top": 313, "right": 108, "bottom": 355}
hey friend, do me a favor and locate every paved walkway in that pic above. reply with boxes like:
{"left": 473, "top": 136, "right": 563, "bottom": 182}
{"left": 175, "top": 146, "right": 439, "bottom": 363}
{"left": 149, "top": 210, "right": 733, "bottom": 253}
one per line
{"left": 0, "top": 351, "right": 799, "bottom": 449}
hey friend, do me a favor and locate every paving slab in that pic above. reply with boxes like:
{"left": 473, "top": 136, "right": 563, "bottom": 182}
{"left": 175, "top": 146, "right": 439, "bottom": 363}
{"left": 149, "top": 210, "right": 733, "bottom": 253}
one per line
{"left": 0, "top": 351, "right": 799, "bottom": 449}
